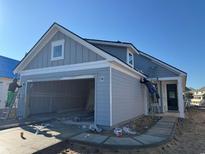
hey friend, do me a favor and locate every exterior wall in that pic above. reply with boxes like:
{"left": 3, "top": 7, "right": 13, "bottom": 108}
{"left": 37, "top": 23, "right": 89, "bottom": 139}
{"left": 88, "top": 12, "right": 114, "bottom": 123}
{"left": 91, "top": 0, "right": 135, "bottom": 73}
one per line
{"left": 25, "top": 31, "right": 104, "bottom": 70}
{"left": 91, "top": 44, "right": 127, "bottom": 62}
{"left": 0, "top": 78, "right": 12, "bottom": 108}
{"left": 18, "top": 67, "right": 111, "bottom": 126}
{"left": 111, "top": 68, "right": 145, "bottom": 126}
{"left": 90, "top": 43, "right": 179, "bottom": 78}
{"left": 134, "top": 55, "right": 179, "bottom": 78}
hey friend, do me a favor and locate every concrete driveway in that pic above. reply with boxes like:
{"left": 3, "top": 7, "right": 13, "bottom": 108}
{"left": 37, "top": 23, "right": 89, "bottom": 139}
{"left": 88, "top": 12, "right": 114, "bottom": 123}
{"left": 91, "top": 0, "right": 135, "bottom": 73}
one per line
{"left": 0, "top": 116, "right": 177, "bottom": 153}
{"left": 0, "top": 120, "right": 87, "bottom": 154}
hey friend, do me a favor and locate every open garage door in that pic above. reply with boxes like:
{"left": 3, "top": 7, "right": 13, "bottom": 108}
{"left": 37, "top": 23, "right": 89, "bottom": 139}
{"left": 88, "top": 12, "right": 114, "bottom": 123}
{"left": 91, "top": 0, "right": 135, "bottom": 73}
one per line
{"left": 27, "top": 78, "right": 95, "bottom": 117}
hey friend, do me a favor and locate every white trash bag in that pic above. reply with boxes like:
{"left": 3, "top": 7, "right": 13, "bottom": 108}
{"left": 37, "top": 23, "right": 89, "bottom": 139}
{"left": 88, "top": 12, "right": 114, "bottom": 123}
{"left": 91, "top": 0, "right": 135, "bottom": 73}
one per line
{"left": 123, "top": 126, "right": 137, "bottom": 135}
{"left": 114, "top": 128, "right": 123, "bottom": 137}
{"left": 89, "top": 124, "right": 103, "bottom": 133}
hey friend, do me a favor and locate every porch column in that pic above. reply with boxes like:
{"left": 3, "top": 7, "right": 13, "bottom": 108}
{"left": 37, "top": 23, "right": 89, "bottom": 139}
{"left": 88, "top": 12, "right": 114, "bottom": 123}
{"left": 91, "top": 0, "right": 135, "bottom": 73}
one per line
{"left": 177, "top": 77, "right": 185, "bottom": 118}
{"left": 144, "top": 86, "right": 148, "bottom": 115}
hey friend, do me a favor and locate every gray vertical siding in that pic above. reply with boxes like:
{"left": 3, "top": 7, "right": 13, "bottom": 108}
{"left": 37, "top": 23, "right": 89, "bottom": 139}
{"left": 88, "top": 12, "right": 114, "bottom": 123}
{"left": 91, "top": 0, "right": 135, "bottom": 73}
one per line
{"left": 25, "top": 31, "right": 105, "bottom": 70}
{"left": 112, "top": 68, "right": 145, "bottom": 125}
{"left": 18, "top": 67, "right": 111, "bottom": 126}
{"left": 92, "top": 44, "right": 127, "bottom": 62}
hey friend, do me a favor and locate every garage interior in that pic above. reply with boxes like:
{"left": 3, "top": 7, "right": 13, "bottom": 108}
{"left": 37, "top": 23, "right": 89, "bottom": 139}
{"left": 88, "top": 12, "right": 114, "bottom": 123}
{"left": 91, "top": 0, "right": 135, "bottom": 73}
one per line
{"left": 26, "top": 78, "right": 95, "bottom": 124}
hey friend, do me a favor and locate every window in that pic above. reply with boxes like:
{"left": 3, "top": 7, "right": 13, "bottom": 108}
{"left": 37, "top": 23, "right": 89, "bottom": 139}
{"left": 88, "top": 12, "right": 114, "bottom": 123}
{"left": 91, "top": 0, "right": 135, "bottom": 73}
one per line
{"left": 127, "top": 50, "right": 134, "bottom": 67}
{"left": 51, "top": 40, "right": 65, "bottom": 61}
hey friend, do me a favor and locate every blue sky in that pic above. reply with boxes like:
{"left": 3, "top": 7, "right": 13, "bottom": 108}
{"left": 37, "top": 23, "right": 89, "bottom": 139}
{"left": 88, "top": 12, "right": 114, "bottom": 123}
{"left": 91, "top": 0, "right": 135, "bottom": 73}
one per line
{"left": 0, "top": 0, "right": 204, "bottom": 88}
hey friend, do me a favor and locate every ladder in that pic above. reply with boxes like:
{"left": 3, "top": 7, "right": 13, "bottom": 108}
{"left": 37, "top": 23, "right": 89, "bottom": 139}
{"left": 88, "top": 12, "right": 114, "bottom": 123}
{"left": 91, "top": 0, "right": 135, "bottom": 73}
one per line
{"left": 0, "top": 91, "right": 19, "bottom": 120}
{"left": 149, "top": 93, "right": 160, "bottom": 116}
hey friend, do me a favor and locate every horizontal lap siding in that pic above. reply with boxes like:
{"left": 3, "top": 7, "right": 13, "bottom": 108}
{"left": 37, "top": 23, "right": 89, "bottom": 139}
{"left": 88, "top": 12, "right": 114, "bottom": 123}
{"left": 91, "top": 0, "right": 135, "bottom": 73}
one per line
{"left": 25, "top": 31, "right": 104, "bottom": 70}
{"left": 112, "top": 68, "right": 145, "bottom": 125}
{"left": 18, "top": 68, "right": 110, "bottom": 126}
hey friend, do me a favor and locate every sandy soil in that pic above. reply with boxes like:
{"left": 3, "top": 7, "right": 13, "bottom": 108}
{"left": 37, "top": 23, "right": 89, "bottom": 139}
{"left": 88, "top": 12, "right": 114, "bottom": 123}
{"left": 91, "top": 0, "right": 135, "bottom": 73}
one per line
{"left": 37, "top": 108, "right": 205, "bottom": 154}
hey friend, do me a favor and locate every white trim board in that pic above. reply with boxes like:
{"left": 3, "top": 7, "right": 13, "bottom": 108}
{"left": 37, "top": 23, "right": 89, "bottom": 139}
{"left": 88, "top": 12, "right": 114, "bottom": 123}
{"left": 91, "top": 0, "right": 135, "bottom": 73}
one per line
{"left": 148, "top": 77, "right": 180, "bottom": 81}
{"left": 149, "top": 76, "right": 186, "bottom": 92}
{"left": 51, "top": 39, "right": 65, "bottom": 61}
{"left": 20, "top": 60, "right": 143, "bottom": 82}
{"left": 60, "top": 75, "right": 94, "bottom": 80}
{"left": 26, "top": 75, "right": 95, "bottom": 83}
{"left": 127, "top": 48, "right": 134, "bottom": 68}
{"left": 20, "top": 60, "right": 109, "bottom": 76}
{"left": 109, "top": 67, "right": 113, "bottom": 126}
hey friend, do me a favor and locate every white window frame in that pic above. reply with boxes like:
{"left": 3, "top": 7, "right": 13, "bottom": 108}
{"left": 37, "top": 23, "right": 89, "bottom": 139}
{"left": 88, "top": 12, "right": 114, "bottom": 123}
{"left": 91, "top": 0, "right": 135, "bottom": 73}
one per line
{"left": 127, "top": 49, "right": 134, "bottom": 67}
{"left": 51, "top": 39, "right": 65, "bottom": 61}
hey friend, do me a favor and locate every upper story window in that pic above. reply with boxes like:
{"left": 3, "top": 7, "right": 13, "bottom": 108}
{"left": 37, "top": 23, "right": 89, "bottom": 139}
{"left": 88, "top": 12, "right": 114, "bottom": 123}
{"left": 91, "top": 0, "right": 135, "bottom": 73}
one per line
{"left": 127, "top": 49, "right": 134, "bottom": 67}
{"left": 51, "top": 39, "right": 65, "bottom": 61}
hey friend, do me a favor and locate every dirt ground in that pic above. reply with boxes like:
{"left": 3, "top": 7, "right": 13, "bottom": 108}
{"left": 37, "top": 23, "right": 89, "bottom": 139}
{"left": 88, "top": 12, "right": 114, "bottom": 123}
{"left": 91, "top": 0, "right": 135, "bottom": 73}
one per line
{"left": 37, "top": 107, "right": 205, "bottom": 154}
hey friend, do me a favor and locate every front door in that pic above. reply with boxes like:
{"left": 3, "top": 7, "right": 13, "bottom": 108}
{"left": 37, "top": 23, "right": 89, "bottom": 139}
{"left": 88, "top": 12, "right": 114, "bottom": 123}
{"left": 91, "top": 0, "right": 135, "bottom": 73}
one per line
{"left": 167, "top": 84, "right": 178, "bottom": 110}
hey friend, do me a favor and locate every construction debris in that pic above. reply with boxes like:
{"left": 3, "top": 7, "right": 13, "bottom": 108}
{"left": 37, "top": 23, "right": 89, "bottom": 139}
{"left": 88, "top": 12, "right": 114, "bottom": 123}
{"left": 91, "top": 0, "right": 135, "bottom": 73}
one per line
{"left": 89, "top": 124, "right": 103, "bottom": 133}
{"left": 122, "top": 126, "right": 137, "bottom": 135}
{"left": 114, "top": 128, "right": 123, "bottom": 137}
{"left": 32, "top": 123, "right": 53, "bottom": 135}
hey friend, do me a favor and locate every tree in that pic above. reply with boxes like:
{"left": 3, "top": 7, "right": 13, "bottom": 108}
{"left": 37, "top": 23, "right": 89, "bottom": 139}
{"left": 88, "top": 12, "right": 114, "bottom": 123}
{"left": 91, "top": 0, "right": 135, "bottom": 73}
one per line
{"left": 203, "top": 93, "right": 205, "bottom": 100}
{"left": 184, "top": 92, "right": 193, "bottom": 107}
{"left": 185, "top": 92, "right": 194, "bottom": 100}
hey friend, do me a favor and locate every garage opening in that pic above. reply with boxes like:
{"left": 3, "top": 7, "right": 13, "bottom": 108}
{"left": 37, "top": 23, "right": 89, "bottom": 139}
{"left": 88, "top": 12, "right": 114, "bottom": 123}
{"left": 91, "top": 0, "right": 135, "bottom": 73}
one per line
{"left": 27, "top": 78, "right": 95, "bottom": 123}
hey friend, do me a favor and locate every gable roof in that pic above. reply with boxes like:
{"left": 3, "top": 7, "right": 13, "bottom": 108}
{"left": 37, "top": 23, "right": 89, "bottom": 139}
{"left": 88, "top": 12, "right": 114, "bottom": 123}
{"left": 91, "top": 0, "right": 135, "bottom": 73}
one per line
{"left": 86, "top": 39, "right": 187, "bottom": 76}
{"left": 0, "top": 55, "right": 19, "bottom": 78}
{"left": 14, "top": 23, "right": 146, "bottom": 78}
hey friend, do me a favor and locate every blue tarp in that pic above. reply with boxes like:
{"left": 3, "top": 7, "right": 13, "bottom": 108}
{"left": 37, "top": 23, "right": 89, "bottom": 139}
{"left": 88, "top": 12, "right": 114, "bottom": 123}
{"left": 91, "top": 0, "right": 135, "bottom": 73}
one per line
{"left": 0, "top": 55, "right": 19, "bottom": 79}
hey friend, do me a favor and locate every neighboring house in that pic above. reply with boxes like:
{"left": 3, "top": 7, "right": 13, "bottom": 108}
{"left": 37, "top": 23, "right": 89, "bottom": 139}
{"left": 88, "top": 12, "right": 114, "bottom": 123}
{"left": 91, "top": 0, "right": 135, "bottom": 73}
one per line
{"left": 14, "top": 23, "right": 187, "bottom": 127}
{"left": 191, "top": 90, "right": 205, "bottom": 106}
{"left": 0, "top": 56, "right": 19, "bottom": 108}
{"left": 184, "top": 87, "right": 194, "bottom": 107}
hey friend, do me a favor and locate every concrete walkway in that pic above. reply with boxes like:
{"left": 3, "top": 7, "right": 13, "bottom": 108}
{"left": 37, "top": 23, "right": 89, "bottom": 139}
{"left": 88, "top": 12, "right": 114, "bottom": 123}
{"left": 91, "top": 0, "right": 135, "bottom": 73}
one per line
{"left": 69, "top": 116, "right": 177, "bottom": 148}
{"left": 0, "top": 116, "right": 177, "bottom": 153}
